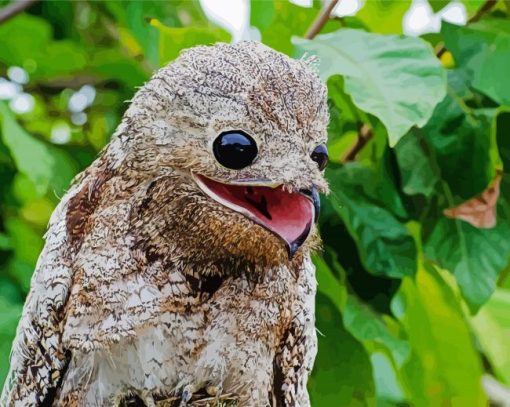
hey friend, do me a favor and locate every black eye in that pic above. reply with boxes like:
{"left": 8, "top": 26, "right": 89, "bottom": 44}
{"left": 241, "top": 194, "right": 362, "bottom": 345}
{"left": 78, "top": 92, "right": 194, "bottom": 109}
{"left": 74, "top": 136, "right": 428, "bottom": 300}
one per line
{"left": 311, "top": 144, "right": 328, "bottom": 170}
{"left": 213, "top": 131, "right": 258, "bottom": 170}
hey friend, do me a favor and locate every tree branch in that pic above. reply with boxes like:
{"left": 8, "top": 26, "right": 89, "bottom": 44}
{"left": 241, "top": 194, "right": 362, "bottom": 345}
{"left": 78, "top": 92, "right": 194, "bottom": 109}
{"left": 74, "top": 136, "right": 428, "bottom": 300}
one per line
{"left": 304, "top": 0, "right": 339, "bottom": 40}
{"left": 0, "top": 0, "right": 38, "bottom": 24}
{"left": 341, "top": 124, "right": 373, "bottom": 162}
{"left": 468, "top": 0, "right": 498, "bottom": 23}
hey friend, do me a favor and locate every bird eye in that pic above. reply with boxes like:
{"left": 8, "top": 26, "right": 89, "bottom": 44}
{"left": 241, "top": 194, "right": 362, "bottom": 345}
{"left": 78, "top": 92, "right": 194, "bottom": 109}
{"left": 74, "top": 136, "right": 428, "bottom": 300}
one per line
{"left": 213, "top": 131, "right": 258, "bottom": 170}
{"left": 311, "top": 144, "right": 328, "bottom": 171}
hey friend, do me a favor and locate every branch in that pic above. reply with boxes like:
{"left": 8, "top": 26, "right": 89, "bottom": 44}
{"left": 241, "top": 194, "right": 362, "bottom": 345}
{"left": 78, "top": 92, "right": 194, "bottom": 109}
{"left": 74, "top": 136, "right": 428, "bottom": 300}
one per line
{"left": 0, "top": 0, "right": 38, "bottom": 24}
{"left": 341, "top": 124, "right": 373, "bottom": 163}
{"left": 304, "top": 0, "right": 339, "bottom": 40}
{"left": 468, "top": 0, "right": 498, "bottom": 23}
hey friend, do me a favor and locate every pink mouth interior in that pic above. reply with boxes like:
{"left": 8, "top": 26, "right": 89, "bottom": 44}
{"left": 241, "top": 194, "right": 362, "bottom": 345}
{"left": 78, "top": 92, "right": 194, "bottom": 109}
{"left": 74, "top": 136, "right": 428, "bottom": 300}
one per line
{"left": 197, "top": 175, "right": 314, "bottom": 247}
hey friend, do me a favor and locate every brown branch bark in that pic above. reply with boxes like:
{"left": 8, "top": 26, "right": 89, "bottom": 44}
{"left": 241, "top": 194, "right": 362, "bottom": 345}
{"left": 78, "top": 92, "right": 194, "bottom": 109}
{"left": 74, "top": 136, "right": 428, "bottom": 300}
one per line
{"left": 341, "top": 124, "right": 373, "bottom": 162}
{"left": 304, "top": 0, "right": 339, "bottom": 40}
{"left": 0, "top": 0, "right": 38, "bottom": 24}
{"left": 468, "top": 0, "right": 498, "bottom": 23}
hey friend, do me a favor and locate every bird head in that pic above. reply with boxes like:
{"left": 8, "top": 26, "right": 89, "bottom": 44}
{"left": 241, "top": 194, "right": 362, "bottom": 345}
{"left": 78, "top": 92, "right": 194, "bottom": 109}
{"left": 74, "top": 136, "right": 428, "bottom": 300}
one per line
{"left": 117, "top": 42, "right": 329, "bottom": 269}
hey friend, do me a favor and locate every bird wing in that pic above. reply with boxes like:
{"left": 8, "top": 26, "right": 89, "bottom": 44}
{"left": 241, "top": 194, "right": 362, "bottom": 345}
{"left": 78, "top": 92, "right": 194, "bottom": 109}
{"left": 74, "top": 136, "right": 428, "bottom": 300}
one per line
{"left": 0, "top": 165, "right": 110, "bottom": 406}
{"left": 273, "top": 256, "right": 317, "bottom": 407}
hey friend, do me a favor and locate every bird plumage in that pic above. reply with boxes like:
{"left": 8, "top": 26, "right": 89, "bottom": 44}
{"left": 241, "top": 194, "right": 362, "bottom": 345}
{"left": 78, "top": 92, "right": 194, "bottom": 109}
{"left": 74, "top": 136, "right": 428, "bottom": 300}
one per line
{"left": 1, "top": 41, "right": 329, "bottom": 407}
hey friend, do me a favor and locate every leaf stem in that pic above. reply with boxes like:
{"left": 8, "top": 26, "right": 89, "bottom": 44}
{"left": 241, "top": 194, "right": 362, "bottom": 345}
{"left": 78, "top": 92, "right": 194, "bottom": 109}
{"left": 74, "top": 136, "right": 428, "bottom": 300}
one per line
{"left": 304, "top": 0, "right": 339, "bottom": 40}
{"left": 0, "top": 0, "right": 38, "bottom": 24}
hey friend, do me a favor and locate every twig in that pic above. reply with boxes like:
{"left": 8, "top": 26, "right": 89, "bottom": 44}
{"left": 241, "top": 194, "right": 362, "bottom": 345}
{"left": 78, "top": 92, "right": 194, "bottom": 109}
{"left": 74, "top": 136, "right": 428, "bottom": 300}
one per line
{"left": 303, "top": 0, "right": 373, "bottom": 163}
{"left": 304, "top": 0, "right": 339, "bottom": 40}
{"left": 436, "top": 0, "right": 498, "bottom": 58}
{"left": 0, "top": 0, "right": 38, "bottom": 24}
{"left": 468, "top": 0, "right": 498, "bottom": 23}
{"left": 341, "top": 124, "right": 373, "bottom": 162}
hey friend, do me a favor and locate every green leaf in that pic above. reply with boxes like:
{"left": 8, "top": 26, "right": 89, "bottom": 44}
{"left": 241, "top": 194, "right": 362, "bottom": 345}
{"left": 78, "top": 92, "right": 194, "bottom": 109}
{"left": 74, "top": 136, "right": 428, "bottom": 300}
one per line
{"left": 0, "top": 14, "right": 87, "bottom": 81}
{"left": 424, "top": 214, "right": 510, "bottom": 311}
{"left": 421, "top": 92, "right": 496, "bottom": 202}
{"left": 259, "top": 1, "right": 319, "bottom": 55}
{"left": 418, "top": 107, "right": 510, "bottom": 310}
{"left": 394, "top": 264, "right": 487, "bottom": 405}
{"left": 471, "top": 288, "right": 510, "bottom": 385}
{"left": 327, "top": 163, "right": 417, "bottom": 278}
{"left": 442, "top": 20, "right": 510, "bottom": 105}
{"left": 356, "top": 0, "right": 412, "bottom": 34}
{"left": 344, "top": 295, "right": 410, "bottom": 367}
{"left": 0, "top": 102, "right": 77, "bottom": 196}
{"left": 151, "top": 19, "right": 231, "bottom": 66}
{"left": 104, "top": 0, "right": 195, "bottom": 67}
{"left": 0, "top": 233, "right": 12, "bottom": 250}
{"left": 310, "top": 293, "right": 375, "bottom": 406}
{"left": 370, "top": 352, "right": 406, "bottom": 404}
{"left": 0, "top": 14, "right": 51, "bottom": 67}
{"left": 496, "top": 109, "right": 510, "bottom": 180}
{"left": 293, "top": 29, "right": 446, "bottom": 145}
{"left": 429, "top": 0, "right": 450, "bottom": 12}
{"left": 91, "top": 49, "right": 149, "bottom": 88}
{"left": 250, "top": 0, "right": 274, "bottom": 30}
{"left": 313, "top": 254, "right": 347, "bottom": 312}
{"left": 395, "top": 131, "right": 439, "bottom": 198}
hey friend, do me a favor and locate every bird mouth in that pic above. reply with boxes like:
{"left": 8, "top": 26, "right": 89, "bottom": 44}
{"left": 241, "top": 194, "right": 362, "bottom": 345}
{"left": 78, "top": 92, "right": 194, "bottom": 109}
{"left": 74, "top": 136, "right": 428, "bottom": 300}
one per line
{"left": 193, "top": 174, "right": 318, "bottom": 258}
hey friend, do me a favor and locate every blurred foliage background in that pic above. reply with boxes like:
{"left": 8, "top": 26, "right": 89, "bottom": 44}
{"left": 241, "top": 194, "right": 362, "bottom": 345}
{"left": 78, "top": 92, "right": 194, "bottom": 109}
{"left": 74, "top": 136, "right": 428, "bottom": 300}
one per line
{"left": 0, "top": 0, "right": 510, "bottom": 405}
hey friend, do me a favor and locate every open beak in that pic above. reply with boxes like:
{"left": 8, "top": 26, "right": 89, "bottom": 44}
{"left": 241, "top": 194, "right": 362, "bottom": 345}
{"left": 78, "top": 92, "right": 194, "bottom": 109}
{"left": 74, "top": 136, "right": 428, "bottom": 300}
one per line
{"left": 193, "top": 174, "right": 320, "bottom": 259}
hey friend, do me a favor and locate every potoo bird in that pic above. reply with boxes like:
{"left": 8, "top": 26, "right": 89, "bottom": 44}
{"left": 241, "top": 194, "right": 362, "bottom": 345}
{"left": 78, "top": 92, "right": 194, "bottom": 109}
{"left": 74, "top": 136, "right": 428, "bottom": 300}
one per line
{"left": 1, "top": 41, "right": 329, "bottom": 407}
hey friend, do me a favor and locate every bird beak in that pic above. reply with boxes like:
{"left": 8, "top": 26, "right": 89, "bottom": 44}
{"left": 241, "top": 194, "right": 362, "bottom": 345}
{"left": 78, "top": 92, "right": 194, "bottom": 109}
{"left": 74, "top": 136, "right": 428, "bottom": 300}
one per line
{"left": 193, "top": 174, "right": 320, "bottom": 259}
{"left": 300, "top": 186, "right": 320, "bottom": 224}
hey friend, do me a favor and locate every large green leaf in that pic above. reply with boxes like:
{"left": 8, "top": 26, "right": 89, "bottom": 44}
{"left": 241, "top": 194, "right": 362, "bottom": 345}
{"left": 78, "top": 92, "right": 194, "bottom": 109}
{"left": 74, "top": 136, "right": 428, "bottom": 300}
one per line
{"left": 421, "top": 108, "right": 510, "bottom": 310}
{"left": 423, "top": 215, "right": 510, "bottom": 311}
{"left": 394, "top": 264, "right": 487, "bottom": 406}
{"left": 410, "top": 90, "right": 496, "bottom": 203}
{"left": 293, "top": 29, "right": 446, "bottom": 145}
{"left": 313, "top": 254, "right": 347, "bottom": 312}
{"left": 0, "top": 102, "right": 77, "bottom": 196}
{"left": 343, "top": 295, "right": 410, "bottom": 367}
{"left": 310, "top": 293, "right": 375, "bottom": 406}
{"left": 442, "top": 19, "right": 510, "bottom": 105}
{"left": 326, "top": 163, "right": 417, "bottom": 278}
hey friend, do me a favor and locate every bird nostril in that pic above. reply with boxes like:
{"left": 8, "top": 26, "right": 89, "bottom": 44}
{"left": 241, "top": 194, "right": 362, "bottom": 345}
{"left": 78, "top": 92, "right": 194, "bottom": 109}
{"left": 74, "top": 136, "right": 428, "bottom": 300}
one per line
{"left": 246, "top": 186, "right": 254, "bottom": 195}
{"left": 299, "top": 189, "right": 313, "bottom": 197}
